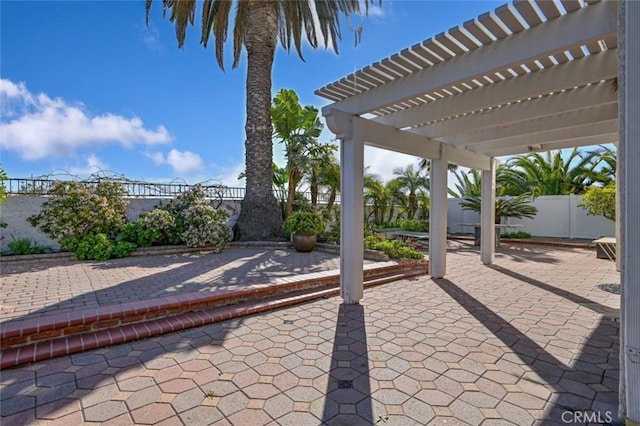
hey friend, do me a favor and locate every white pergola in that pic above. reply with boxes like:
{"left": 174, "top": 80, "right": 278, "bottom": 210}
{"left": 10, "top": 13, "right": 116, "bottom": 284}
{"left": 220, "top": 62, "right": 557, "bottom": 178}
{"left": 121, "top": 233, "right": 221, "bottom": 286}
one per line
{"left": 315, "top": 0, "right": 639, "bottom": 422}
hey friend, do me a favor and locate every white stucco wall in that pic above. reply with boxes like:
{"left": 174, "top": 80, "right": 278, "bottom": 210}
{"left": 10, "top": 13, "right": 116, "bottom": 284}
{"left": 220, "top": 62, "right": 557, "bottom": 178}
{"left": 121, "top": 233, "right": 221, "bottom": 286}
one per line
{"left": 0, "top": 195, "right": 242, "bottom": 252}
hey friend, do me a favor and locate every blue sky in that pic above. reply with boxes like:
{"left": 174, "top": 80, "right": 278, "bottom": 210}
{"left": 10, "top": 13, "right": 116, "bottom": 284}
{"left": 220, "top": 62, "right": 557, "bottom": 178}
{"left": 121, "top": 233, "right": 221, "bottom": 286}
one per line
{"left": 2, "top": 0, "right": 520, "bottom": 188}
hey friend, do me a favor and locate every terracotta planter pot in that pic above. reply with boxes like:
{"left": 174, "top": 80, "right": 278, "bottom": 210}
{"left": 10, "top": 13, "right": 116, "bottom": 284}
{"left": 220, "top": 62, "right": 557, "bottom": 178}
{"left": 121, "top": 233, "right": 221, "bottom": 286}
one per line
{"left": 292, "top": 234, "right": 317, "bottom": 252}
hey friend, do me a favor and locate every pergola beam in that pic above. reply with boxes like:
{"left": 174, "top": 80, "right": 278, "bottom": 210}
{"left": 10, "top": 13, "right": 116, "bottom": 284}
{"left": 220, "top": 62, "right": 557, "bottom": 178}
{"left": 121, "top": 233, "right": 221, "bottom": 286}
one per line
{"left": 327, "top": 0, "right": 616, "bottom": 115}
{"left": 355, "top": 116, "right": 441, "bottom": 160}
{"left": 412, "top": 83, "right": 617, "bottom": 139}
{"left": 482, "top": 132, "right": 619, "bottom": 157}
{"left": 447, "top": 104, "right": 618, "bottom": 146}
{"left": 467, "top": 120, "right": 618, "bottom": 153}
{"left": 378, "top": 50, "right": 617, "bottom": 129}
{"left": 324, "top": 108, "right": 493, "bottom": 170}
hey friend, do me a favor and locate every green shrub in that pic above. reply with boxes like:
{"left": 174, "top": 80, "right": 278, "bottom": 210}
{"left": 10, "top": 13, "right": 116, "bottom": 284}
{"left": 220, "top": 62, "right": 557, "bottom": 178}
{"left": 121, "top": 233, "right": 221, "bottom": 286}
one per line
{"left": 502, "top": 231, "right": 532, "bottom": 239}
{"left": 364, "top": 234, "right": 423, "bottom": 260}
{"left": 72, "top": 234, "right": 114, "bottom": 261}
{"left": 111, "top": 241, "right": 137, "bottom": 258}
{"left": 581, "top": 183, "right": 615, "bottom": 221}
{"left": 377, "top": 221, "right": 400, "bottom": 229}
{"left": 7, "top": 238, "right": 51, "bottom": 255}
{"left": 65, "top": 233, "right": 137, "bottom": 261}
{"left": 283, "top": 211, "right": 324, "bottom": 235}
{"left": 28, "top": 181, "right": 128, "bottom": 246}
{"left": 121, "top": 209, "right": 175, "bottom": 247}
{"left": 398, "top": 219, "right": 429, "bottom": 232}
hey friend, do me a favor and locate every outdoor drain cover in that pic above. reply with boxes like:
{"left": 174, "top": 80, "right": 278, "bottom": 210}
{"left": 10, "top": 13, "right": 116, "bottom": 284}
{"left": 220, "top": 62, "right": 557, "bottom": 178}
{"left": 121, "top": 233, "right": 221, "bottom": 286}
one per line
{"left": 338, "top": 380, "right": 353, "bottom": 389}
{"left": 283, "top": 320, "right": 294, "bottom": 325}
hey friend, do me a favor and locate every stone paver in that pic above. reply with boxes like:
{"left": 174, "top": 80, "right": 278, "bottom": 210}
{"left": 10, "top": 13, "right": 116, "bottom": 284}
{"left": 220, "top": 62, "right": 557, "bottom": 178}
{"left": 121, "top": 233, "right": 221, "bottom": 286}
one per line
{"left": 0, "top": 248, "right": 347, "bottom": 322}
{"left": 0, "top": 241, "right": 620, "bottom": 424}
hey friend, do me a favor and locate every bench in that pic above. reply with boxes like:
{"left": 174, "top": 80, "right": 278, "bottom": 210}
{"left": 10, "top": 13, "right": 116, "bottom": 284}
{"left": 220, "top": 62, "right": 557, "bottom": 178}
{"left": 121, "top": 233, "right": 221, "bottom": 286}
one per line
{"left": 593, "top": 237, "right": 616, "bottom": 260}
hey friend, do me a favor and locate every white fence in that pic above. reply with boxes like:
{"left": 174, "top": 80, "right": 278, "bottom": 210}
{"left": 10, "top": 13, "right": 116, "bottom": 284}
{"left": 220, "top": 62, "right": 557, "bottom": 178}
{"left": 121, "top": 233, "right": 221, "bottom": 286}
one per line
{"left": 447, "top": 194, "right": 615, "bottom": 239}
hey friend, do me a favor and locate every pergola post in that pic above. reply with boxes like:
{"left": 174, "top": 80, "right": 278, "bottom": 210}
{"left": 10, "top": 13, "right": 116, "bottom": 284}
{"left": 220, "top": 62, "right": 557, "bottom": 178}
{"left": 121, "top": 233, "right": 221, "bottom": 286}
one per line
{"left": 621, "top": 0, "right": 640, "bottom": 423}
{"left": 615, "top": 142, "right": 620, "bottom": 272}
{"left": 339, "top": 119, "right": 364, "bottom": 304}
{"left": 481, "top": 159, "right": 497, "bottom": 265}
{"left": 429, "top": 153, "right": 448, "bottom": 278}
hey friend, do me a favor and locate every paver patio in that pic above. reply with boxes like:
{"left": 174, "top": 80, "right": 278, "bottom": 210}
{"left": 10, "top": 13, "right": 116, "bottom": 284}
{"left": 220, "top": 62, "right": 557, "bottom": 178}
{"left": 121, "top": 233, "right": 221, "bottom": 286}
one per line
{"left": 0, "top": 248, "right": 349, "bottom": 322}
{"left": 0, "top": 241, "right": 620, "bottom": 425}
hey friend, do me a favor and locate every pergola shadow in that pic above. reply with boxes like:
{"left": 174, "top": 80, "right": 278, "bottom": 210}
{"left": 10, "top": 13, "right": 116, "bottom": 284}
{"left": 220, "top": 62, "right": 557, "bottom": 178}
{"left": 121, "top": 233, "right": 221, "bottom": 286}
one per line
{"left": 432, "top": 277, "right": 619, "bottom": 422}
{"left": 321, "top": 303, "right": 373, "bottom": 425}
{"left": 445, "top": 239, "right": 562, "bottom": 264}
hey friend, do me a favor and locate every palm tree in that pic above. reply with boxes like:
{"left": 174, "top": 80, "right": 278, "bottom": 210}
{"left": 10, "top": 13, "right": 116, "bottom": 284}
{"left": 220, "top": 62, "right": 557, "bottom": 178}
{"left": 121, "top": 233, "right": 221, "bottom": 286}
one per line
{"left": 415, "top": 190, "right": 430, "bottom": 221}
{"left": 448, "top": 168, "right": 482, "bottom": 198}
{"left": 499, "top": 149, "right": 599, "bottom": 196}
{"left": 309, "top": 153, "right": 340, "bottom": 213}
{"left": 588, "top": 145, "right": 617, "bottom": 186}
{"left": 147, "top": 0, "right": 376, "bottom": 240}
{"left": 364, "top": 173, "right": 389, "bottom": 225}
{"left": 392, "top": 164, "right": 429, "bottom": 219}
{"left": 461, "top": 193, "right": 538, "bottom": 224}
{"left": 385, "top": 178, "right": 406, "bottom": 222}
{"left": 271, "top": 89, "right": 325, "bottom": 218}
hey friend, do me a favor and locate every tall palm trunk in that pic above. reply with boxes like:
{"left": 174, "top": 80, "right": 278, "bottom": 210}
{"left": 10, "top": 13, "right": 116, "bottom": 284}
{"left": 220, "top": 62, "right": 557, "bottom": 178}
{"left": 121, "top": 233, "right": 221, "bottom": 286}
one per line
{"left": 327, "top": 190, "right": 337, "bottom": 213}
{"left": 235, "top": 2, "right": 283, "bottom": 240}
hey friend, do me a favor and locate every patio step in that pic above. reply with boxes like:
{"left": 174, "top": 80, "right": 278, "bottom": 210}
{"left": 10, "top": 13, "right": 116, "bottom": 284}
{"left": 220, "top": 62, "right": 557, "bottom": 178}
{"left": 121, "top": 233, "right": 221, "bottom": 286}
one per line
{"left": 0, "top": 260, "right": 427, "bottom": 369}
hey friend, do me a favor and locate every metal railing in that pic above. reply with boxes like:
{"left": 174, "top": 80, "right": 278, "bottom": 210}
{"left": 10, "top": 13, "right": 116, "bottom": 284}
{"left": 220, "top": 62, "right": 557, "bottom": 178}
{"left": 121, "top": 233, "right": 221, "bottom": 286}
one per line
{"left": 3, "top": 178, "right": 341, "bottom": 203}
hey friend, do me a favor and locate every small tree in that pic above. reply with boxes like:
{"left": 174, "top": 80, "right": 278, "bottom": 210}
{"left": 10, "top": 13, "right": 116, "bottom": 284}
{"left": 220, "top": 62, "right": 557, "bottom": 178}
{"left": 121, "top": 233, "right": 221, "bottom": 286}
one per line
{"left": 271, "top": 89, "right": 332, "bottom": 218}
{"left": 581, "top": 183, "right": 615, "bottom": 221}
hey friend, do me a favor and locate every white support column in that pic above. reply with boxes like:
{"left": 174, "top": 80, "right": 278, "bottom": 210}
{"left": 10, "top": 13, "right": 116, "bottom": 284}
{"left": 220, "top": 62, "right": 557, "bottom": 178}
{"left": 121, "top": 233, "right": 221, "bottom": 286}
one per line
{"left": 615, "top": 141, "right": 621, "bottom": 272}
{"left": 621, "top": 0, "right": 640, "bottom": 423}
{"left": 339, "top": 119, "right": 365, "bottom": 304}
{"left": 481, "top": 159, "right": 497, "bottom": 265}
{"left": 429, "top": 152, "right": 448, "bottom": 278}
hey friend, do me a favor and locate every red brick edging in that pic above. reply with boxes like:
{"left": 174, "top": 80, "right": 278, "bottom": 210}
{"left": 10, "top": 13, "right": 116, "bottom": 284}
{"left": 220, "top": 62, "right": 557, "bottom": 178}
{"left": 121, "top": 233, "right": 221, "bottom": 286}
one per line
{"left": 0, "top": 260, "right": 427, "bottom": 369}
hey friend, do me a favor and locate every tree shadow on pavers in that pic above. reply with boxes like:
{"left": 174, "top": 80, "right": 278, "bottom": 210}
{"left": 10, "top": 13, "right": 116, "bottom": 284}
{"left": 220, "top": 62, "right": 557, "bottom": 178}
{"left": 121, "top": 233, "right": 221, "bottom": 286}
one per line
{"left": 0, "top": 248, "right": 342, "bottom": 421}
{"left": 432, "top": 278, "right": 620, "bottom": 425}
{"left": 446, "top": 240, "right": 561, "bottom": 264}
{"left": 0, "top": 248, "right": 336, "bottom": 323}
{"left": 321, "top": 303, "right": 374, "bottom": 426}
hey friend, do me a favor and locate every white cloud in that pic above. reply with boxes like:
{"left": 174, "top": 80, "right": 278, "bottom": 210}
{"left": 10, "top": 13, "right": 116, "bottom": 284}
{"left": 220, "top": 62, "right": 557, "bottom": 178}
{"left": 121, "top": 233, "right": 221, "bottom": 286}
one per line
{"left": 141, "top": 24, "right": 165, "bottom": 53}
{"left": 67, "top": 154, "right": 109, "bottom": 177}
{"left": 213, "top": 162, "right": 246, "bottom": 188}
{"left": 145, "top": 151, "right": 166, "bottom": 166}
{"left": 364, "top": 146, "right": 421, "bottom": 182}
{"left": 0, "top": 79, "right": 172, "bottom": 161}
{"left": 147, "top": 149, "right": 204, "bottom": 175}
{"left": 167, "top": 149, "right": 204, "bottom": 174}
{"left": 363, "top": 3, "right": 384, "bottom": 18}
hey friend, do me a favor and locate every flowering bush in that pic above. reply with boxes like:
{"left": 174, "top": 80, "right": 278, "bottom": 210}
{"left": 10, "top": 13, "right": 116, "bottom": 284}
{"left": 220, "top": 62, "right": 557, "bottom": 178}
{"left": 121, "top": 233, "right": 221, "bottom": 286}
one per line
{"left": 28, "top": 181, "right": 128, "bottom": 248}
{"left": 160, "top": 184, "right": 210, "bottom": 244}
{"left": 180, "top": 200, "right": 231, "bottom": 250}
